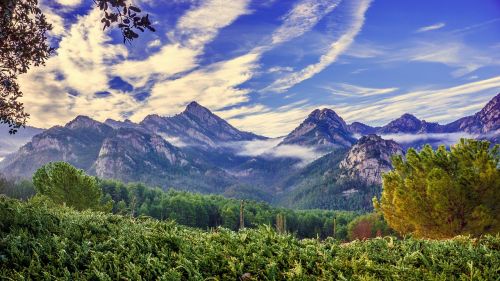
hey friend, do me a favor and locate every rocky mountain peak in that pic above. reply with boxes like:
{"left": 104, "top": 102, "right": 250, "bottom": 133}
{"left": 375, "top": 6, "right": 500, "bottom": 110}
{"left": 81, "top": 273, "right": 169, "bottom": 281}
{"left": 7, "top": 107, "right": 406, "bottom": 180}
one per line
{"left": 280, "top": 107, "right": 355, "bottom": 148}
{"left": 379, "top": 113, "right": 423, "bottom": 134}
{"left": 339, "top": 134, "right": 403, "bottom": 184}
{"left": 183, "top": 101, "right": 215, "bottom": 120}
{"left": 308, "top": 108, "right": 348, "bottom": 128}
{"left": 65, "top": 115, "right": 111, "bottom": 132}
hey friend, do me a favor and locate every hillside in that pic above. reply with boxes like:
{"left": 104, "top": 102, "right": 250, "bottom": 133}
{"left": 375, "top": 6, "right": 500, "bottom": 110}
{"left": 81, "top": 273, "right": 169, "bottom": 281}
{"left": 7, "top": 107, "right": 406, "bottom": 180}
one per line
{"left": 1, "top": 197, "right": 498, "bottom": 280}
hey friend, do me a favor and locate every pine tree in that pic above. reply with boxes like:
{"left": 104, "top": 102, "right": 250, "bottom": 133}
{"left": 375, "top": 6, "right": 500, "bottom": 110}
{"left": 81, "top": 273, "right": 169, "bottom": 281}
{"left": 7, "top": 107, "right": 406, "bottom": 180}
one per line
{"left": 32, "top": 162, "right": 103, "bottom": 211}
{"left": 374, "top": 139, "right": 500, "bottom": 238}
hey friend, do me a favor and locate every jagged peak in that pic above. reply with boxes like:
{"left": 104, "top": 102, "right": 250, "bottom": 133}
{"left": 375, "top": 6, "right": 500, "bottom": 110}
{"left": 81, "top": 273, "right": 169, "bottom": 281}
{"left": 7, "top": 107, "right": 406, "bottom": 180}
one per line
{"left": 183, "top": 101, "right": 213, "bottom": 115}
{"left": 66, "top": 115, "right": 104, "bottom": 129}
{"left": 306, "top": 108, "right": 346, "bottom": 124}
{"left": 397, "top": 113, "right": 420, "bottom": 121}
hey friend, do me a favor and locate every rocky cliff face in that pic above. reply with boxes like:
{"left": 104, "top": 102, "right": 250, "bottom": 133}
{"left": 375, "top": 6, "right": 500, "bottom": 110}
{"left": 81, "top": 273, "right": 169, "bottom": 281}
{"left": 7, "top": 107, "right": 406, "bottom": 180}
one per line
{"left": 339, "top": 134, "right": 403, "bottom": 184}
{"left": 93, "top": 128, "right": 188, "bottom": 183}
{"left": 280, "top": 108, "right": 356, "bottom": 148}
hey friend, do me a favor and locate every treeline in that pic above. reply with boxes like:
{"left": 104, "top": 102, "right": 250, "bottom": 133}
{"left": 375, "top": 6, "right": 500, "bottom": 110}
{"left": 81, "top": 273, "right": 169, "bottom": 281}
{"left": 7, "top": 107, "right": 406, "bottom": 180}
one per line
{"left": 0, "top": 173, "right": 360, "bottom": 240}
{"left": 99, "top": 179, "right": 359, "bottom": 240}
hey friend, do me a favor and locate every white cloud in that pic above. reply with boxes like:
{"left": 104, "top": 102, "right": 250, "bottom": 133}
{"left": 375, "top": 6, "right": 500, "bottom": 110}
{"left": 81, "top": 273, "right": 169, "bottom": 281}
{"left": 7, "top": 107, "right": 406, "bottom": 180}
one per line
{"left": 381, "top": 133, "right": 476, "bottom": 146}
{"left": 344, "top": 42, "right": 386, "bottom": 58}
{"left": 130, "top": 52, "right": 260, "bottom": 121}
{"left": 416, "top": 22, "right": 446, "bottom": 33}
{"left": 226, "top": 101, "right": 322, "bottom": 137}
{"left": 147, "top": 39, "right": 162, "bottom": 48}
{"left": 19, "top": 9, "right": 133, "bottom": 127}
{"left": 270, "top": 0, "right": 342, "bottom": 46}
{"left": 170, "top": 0, "right": 251, "bottom": 49}
{"left": 332, "top": 76, "right": 500, "bottom": 125}
{"left": 323, "top": 83, "right": 398, "bottom": 97}
{"left": 268, "top": 66, "right": 294, "bottom": 73}
{"left": 266, "top": 0, "right": 372, "bottom": 93}
{"left": 55, "top": 0, "right": 82, "bottom": 7}
{"left": 228, "top": 138, "right": 324, "bottom": 165}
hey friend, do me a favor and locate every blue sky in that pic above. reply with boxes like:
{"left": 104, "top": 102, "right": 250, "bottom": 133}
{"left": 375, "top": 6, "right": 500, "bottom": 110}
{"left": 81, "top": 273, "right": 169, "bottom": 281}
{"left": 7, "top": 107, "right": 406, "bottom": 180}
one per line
{"left": 19, "top": 0, "right": 500, "bottom": 137}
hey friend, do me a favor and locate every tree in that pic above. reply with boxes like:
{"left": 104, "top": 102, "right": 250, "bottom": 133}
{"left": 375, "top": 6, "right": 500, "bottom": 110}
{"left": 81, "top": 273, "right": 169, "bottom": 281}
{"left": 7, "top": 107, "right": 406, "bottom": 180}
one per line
{"left": 0, "top": 0, "right": 154, "bottom": 133}
{"left": 374, "top": 139, "right": 500, "bottom": 239}
{"left": 347, "top": 212, "right": 392, "bottom": 241}
{"left": 32, "top": 162, "right": 103, "bottom": 211}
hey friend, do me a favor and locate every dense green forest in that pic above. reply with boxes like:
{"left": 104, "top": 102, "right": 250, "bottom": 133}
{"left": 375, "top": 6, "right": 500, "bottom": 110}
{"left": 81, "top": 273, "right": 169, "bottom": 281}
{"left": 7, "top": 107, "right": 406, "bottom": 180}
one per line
{"left": 0, "top": 175, "right": 361, "bottom": 240}
{"left": 1, "top": 197, "right": 498, "bottom": 280}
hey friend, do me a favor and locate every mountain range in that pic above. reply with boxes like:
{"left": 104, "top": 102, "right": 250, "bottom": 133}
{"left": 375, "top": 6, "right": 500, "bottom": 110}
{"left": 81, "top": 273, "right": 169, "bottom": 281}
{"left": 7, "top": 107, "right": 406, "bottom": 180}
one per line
{"left": 1, "top": 93, "right": 498, "bottom": 210}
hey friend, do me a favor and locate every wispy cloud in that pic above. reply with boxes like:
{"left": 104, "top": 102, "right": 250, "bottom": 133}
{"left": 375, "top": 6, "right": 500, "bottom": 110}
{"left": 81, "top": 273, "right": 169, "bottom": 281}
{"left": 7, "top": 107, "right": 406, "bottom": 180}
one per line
{"left": 381, "top": 132, "right": 476, "bottom": 146}
{"left": 322, "top": 83, "right": 398, "bottom": 97}
{"left": 270, "top": 0, "right": 342, "bottom": 46}
{"left": 416, "top": 22, "right": 445, "bottom": 33}
{"left": 333, "top": 76, "right": 500, "bottom": 125}
{"left": 265, "top": 0, "right": 372, "bottom": 93}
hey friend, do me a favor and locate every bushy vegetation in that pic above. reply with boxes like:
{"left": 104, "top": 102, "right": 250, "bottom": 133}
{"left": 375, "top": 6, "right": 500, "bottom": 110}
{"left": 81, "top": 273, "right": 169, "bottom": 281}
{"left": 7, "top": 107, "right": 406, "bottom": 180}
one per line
{"left": 375, "top": 139, "right": 500, "bottom": 239}
{"left": 1, "top": 197, "right": 499, "bottom": 280}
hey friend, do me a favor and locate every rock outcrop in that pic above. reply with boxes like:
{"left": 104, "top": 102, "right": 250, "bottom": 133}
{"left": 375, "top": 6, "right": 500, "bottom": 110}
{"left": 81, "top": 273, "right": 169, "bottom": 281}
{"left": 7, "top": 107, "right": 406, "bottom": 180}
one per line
{"left": 339, "top": 134, "right": 403, "bottom": 184}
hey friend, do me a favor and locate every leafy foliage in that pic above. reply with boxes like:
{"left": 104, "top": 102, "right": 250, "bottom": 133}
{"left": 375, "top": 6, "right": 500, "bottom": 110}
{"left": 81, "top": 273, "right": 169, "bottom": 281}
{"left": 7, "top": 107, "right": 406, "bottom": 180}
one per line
{"left": 94, "top": 0, "right": 155, "bottom": 43}
{"left": 32, "top": 162, "right": 106, "bottom": 211}
{"left": 1, "top": 197, "right": 499, "bottom": 280}
{"left": 0, "top": 0, "right": 53, "bottom": 133}
{"left": 375, "top": 139, "right": 500, "bottom": 238}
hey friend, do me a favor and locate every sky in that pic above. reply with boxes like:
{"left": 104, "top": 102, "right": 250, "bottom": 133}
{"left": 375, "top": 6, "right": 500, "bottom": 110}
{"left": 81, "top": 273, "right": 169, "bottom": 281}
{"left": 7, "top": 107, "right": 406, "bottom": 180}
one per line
{"left": 18, "top": 0, "right": 500, "bottom": 137}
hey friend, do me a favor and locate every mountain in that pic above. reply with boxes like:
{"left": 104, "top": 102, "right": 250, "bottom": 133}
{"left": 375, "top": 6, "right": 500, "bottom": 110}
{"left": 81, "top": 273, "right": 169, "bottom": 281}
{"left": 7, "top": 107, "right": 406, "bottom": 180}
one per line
{"left": 140, "top": 102, "right": 266, "bottom": 148}
{"left": 443, "top": 93, "right": 499, "bottom": 135}
{"left": 0, "top": 114, "right": 237, "bottom": 192}
{"left": 0, "top": 116, "right": 115, "bottom": 178}
{"left": 347, "top": 93, "right": 499, "bottom": 146}
{"left": 280, "top": 108, "right": 356, "bottom": 148}
{"left": 377, "top": 113, "right": 443, "bottom": 134}
{"left": 339, "top": 135, "right": 403, "bottom": 185}
{"left": 348, "top": 122, "right": 378, "bottom": 135}
{"left": 0, "top": 124, "right": 44, "bottom": 160}
{"left": 1, "top": 95, "right": 498, "bottom": 210}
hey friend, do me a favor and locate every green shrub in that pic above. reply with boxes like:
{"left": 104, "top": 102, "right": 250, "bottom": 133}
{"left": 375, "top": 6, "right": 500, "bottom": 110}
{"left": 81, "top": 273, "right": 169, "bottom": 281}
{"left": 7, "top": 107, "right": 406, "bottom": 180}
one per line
{"left": 1, "top": 197, "right": 499, "bottom": 280}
